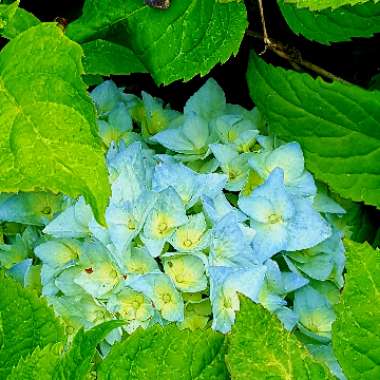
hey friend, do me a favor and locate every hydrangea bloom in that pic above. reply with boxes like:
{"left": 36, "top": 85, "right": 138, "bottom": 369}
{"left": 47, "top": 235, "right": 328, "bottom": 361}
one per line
{"left": 0, "top": 78, "right": 347, "bottom": 367}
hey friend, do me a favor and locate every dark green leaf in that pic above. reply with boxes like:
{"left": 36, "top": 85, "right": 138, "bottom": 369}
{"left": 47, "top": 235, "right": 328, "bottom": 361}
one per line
{"left": 247, "top": 53, "right": 380, "bottom": 209}
{"left": 278, "top": 0, "right": 380, "bottom": 45}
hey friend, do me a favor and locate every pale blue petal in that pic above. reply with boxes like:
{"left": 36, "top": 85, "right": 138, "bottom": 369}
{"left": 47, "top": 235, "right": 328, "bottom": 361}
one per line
{"left": 223, "top": 154, "right": 250, "bottom": 192}
{"left": 0, "top": 192, "right": 64, "bottom": 226}
{"left": 163, "top": 253, "right": 207, "bottom": 293}
{"left": 210, "top": 213, "right": 256, "bottom": 267}
{"left": 184, "top": 78, "right": 226, "bottom": 120}
{"left": 209, "top": 265, "right": 266, "bottom": 333}
{"left": 109, "top": 102, "right": 132, "bottom": 129}
{"left": 288, "top": 253, "right": 334, "bottom": 282}
{"left": 287, "top": 171, "right": 317, "bottom": 198}
{"left": 202, "top": 193, "right": 246, "bottom": 225}
{"left": 265, "top": 142, "right": 305, "bottom": 183}
{"left": 286, "top": 197, "right": 332, "bottom": 251}
{"left": 181, "top": 114, "right": 210, "bottom": 151}
{"left": 250, "top": 221, "right": 288, "bottom": 262}
{"left": 7, "top": 258, "right": 33, "bottom": 285}
{"left": 91, "top": 80, "right": 121, "bottom": 115}
{"left": 125, "top": 246, "right": 160, "bottom": 275}
{"left": 107, "top": 191, "right": 157, "bottom": 254}
{"left": 55, "top": 266, "right": 84, "bottom": 296}
{"left": 197, "top": 173, "right": 228, "bottom": 198}
{"left": 35, "top": 240, "right": 79, "bottom": 268}
{"left": 281, "top": 272, "right": 309, "bottom": 293}
{"left": 151, "top": 127, "right": 194, "bottom": 153}
{"left": 225, "top": 265, "right": 267, "bottom": 302}
{"left": 306, "top": 344, "right": 347, "bottom": 380}
{"left": 248, "top": 151, "right": 269, "bottom": 178}
{"left": 259, "top": 287, "right": 287, "bottom": 312}
{"left": 129, "top": 273, "right": 184, "bottom": 322}
{"left": 275, "top": 306, "right": 299, "bottom": 331}
{"left": 294, "top": 286, "right": 336, "bottom": 341}
{"left": 209, "top": 143, "right": 239, "bottom": 165}
{"left": 142, "top": 188, "right": 188, "bottom": 254}
{"left": 264, "top": 259, "right": 283, "bottom": 293}
{"left": 313, "top": 191, "right": 346, "bottom": 214}
{"left": 139, "top": 235, "right": 167, "bottom": 258}
{"left": 152, "top": 161, "right": 199, "bottom": 207}
{"left": 170, "top": 213, "right": 209, "bottom": 252}
{"left": 238, "top": 195, "right": 275, "bottom": 224}
{"left": 43, "top": 197, "right": 93, "bottom": 238}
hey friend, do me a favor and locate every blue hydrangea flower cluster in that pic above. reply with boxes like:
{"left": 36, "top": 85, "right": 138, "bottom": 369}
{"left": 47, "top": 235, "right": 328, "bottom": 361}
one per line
{"left": 0, "top": 79, "right": 346, "bottom": 350}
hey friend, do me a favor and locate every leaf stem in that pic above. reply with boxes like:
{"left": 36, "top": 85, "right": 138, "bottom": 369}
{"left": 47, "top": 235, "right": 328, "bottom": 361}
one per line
{"left": 247, "top": 30, "right": 349, "bottom": 84}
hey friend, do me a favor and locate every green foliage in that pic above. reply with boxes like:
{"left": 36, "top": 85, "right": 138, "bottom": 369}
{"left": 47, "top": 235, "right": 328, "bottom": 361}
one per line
{"left": 0, "top": 23, "right": 110, "bottom": 224}
{"left": 247, "top": 53, "right": 380, "bottom": 209}
{"left": 82, "top": 39, "right": 147, "bottom": 76}
{"left": 7, "top": 344, "right": 63, "bottom": 380}
{"left": 226, "top": 297, "right": 335, "bottom": 379}
{"left": 53, "top": 321, "right": 124, "bottom": 380}
{"left": 278, "top": 0, "right": 380, "bottom": 44}
{"left": 284, "top": 0, "right": 379, "bottom": 11}
{"left": 66, "top": 0, "right": 248, "bottom": 84}
{"left": 97, "top": 324, "right": 228, "bottom": 380}
{"left": 332, "top": 240, "right": 380, "bottom": 379}
{"left": 0, "top": 1, "right": 39, "bottom": 39}
{"left": 0, "top": 274, "right": 64, "bottom": 379}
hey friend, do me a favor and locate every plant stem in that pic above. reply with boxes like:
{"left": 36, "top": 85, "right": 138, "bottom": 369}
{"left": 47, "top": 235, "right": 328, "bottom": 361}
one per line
{"left": 247, "top": 30, "right": 349, "bottom": 84}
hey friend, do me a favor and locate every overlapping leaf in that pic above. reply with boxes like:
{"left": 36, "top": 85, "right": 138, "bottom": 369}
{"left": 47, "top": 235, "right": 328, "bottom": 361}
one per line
{"left": 278, "top": 0, "right": 380, "bottom": 44}
{"left": 97, "top": 325, "right": 228, "bottom": 379}
{"left": 332, "top": 240, "right": 380, "bottom": 379}
{"left": 82, "top": 39, "right": 147, "bottom": 76}
{"left": 0, "top": 23, "right": 110, "bottom": 224}
{"left": 53, "top": 321, "right": 124, "bottom": 380}
{"left": 284, "top": 0, "right": 379, "bottom": 11}
{"left": 0, "top": 1, "right": 39, "bottom": 39}
{"left": 0, "top": 274, "right": 64, "bottom": 378}
{"left": 226, "top": 297, "right": 334, "bottom": 379}
{"left": 247, "top": 53, "right": 380, "bottom": 209}
{"left": 66, "top": 0, "right": 248, "bottom": 84}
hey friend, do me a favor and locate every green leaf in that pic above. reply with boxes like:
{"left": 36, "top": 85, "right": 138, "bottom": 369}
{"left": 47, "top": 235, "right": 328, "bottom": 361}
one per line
{"left": 7, "top": 344, "right": 63, "bottom": 380}
{"left": 278, "top": 0, "right": 380, "bottom": 44}
{"left": 284, "top": 0, "right": 379, "bottom": 11}
{"left": 82, "top": 39, "right": 147, "bottom": 76}
{"left": 0, "top": 1, "right": 39, "bottom": 39}
{"left": 226, "top": 297, "right": 335, "bottom": 379}
{"left": 97, "top": 325, "right": 228, "bottom": 380}
{"left": 332, "top": 240, "right": 380, "bottom": 380}
{"left": 53, "top": 320, "right": 124, "bottom": 380}
{"left": 247, "top": 53, "right": 380, "bottom": 209}
{"left": 0, "top": 274, "right": 64, "bottom": 378}
{"left": 66, "top": 0, "right": 248, "bottom": 85}
{"left": 0, "top": 23, "right": 110, "bottom": 224}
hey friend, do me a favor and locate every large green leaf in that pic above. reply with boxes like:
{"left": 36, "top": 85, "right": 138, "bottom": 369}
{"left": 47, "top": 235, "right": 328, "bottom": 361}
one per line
{"left": 332, "top": 240, "right": 380, "bottom": 379}
{"left": 284, "top": 0, "right": 379, "bottom": 11}
{"left": 247, "top": 53, "right": 380, "bottom": 209}
{"left": 0, "top": 23, "right": 110, "bottom": 224}
{"left": 7, "top": 344, "right": 63, "bottom": 380}
{"left": 82, "top": 39, "right": 147, "bottom": 76}
{"left": 0, "top": 1, "right": 39, "bottom": 39}
{"left": 66, "top": 0, "right": 248, "bottom": 85}
{"left": 53, "top": 320, "right": 124, "bottom": 380}
{"left": 278, "top": 0, "right": 380, "bottom": 44}
{"left": 226, "top": 297, "right": 334, "bottom": 379}
{"left": 97, "top": 325, "right": 228, "bottom": 380}
{"left": 0, "top": 274, "right": 64, "bottom": 378}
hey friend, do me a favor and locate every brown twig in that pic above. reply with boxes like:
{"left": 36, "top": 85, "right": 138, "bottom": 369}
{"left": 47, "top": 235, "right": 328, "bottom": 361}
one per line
{"left": 257, "top": 0, "right": 270, "bottom": 55}
{"left": 247, "top": 30, "right": 349, "bottom": 84}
